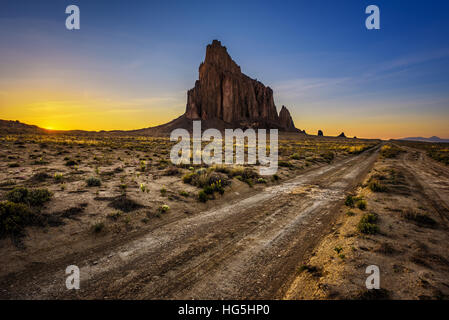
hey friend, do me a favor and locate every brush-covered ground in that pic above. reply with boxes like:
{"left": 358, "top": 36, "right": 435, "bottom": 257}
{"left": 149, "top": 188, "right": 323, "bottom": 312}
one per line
{"left": 285, "top": 143, "right": 449, "bottom": 300}
{"left": 5, "top": 134, "right": 447, "bottom": 299}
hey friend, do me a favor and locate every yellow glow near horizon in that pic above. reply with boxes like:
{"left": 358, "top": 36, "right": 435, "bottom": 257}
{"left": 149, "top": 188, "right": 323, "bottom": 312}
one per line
{"left": 1, "top": 89, "right": 448, "bottom": 139}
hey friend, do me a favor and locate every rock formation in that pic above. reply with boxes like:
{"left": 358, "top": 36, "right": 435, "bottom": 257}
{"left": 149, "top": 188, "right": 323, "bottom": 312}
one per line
{"left": 185, "top": 40, "right": 299, "bottom": 131}
{"left": 278, "top": 106, "right": 297, "bottom": 132}
{"left": 338, "top": 132, "right": 346, "bottom": 138}
{"left": 317, "top": 130, "right": 323, "bottom": 136}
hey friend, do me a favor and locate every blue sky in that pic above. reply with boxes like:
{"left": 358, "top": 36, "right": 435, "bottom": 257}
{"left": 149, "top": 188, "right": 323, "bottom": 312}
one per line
{"left": 0, "top": 0, "right": 448, "bottom": 138}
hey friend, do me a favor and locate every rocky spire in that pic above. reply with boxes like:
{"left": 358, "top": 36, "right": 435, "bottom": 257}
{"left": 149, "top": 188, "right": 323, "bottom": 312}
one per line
{"left": 185, "top": 40, "right": 299, "bottom": 131}
{"left": 278, "top": 106, "right": 298, "bottom": 132}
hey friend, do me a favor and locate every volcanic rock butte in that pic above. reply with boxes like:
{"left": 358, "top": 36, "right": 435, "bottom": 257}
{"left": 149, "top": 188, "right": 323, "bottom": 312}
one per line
{"left": 184, "top": 40, "right": 300, "bottom": 132}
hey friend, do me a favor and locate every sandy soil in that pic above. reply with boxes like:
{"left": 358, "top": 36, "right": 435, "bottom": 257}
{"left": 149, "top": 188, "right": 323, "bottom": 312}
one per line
{"left": 284, "top": 145, "right": 449, "bottom": 300}
{"left": 0, "top": 143, "right": 380, "bottom": 299}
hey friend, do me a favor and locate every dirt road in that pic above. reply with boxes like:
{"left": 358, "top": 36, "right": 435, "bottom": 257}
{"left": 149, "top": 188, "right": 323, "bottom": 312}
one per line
{"left": 1, "top": 146, "right": 381, "bottom": 299}
{"left": 397, "top": 147, "right": 449, "bottom": 230}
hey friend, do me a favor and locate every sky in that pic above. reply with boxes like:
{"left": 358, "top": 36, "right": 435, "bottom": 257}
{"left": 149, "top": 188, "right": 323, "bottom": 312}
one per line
{"left": 0, "top": 0, "right": 448, "bottom": 139}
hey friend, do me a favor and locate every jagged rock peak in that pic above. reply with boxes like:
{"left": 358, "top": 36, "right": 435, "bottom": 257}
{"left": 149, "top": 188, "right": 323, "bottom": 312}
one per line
{"left": 201, "top": 40, "right": 241, "bottom": 75}
{"left": 279, "top": 106, "right": 297, "bottom": 132}
{"left": 318, "top": 130, "right": 323, "bottom": 136}
{"left": 185, "top": 40, "right": 299, "bottom": 131}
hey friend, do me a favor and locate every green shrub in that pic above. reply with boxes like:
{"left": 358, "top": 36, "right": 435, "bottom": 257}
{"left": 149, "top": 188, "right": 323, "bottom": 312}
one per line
{"left": 7, "top": 187, "right": 29, "bottom": 204}
{"left": 182, "top": 172, "right": 195, "bottom": 184}
{"left": 345, "top": 195, "right": 355, "bottom": 208}
{"left": 368, "top": 179, "right": 387, "bottom": 192}
{"left": 358, "top": 213, "right": 379, "bottom": 234}
{"left": 86, "top": 177, "right": 101, "bottom": 187}
{"left": 7, "top": 187, "right": 52, "bottom": 206}
{"left": 0, "top": 200, "right": 34, "bottom": 237}
{"left": 203, "top": 185, "right": 214, "bottom": 195}
{"left": 27, "top": 189, "right": 52, "bottom": 206}
{"left": 290, "top": 153, "right": 301, "bottom": 160}
{"left": 198, "top": 190, "right": 208, "bottom": 202}
{"left": 159, "top": 204, "right": 170, "bottom": 213}
{"left": 179, "top": 191, "right": 189, "bottom": 197}
{"left": 279, "top": 161, "right": 293, "bottom": 168}
{"left": 358, "top": 222, "right": 379, "bottom": 234}
{"left": 356, "top": 199, "right": 367, "bottom": 210}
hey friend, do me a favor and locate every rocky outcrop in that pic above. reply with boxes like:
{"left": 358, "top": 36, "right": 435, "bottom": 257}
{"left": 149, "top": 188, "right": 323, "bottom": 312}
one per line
{"left": 338, "top": 132, "right": 346, "bottom": 138}
{"left": 278, "top": 106, "right": 297, "bottom": 132}
{"left": 317, "top": 130, "right": 323, "bottom": 136}
{"left": 185, "top": 40, "right": 299, "bottom": 131}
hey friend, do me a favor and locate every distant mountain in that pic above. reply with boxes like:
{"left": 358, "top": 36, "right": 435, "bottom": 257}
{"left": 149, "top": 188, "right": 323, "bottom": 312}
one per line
{"left": 0, "top": 119, "right": 48, "bottom": 134}
{"left": 400, "top": 136, "right": 449, "bottom": 143}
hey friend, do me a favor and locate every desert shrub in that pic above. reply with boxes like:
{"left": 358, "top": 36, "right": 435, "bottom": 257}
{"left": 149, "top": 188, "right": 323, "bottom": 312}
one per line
{"left": 230, "top": 166, "right": 245, "bottom": 177}
{"left": 320, "top": 151, "right": 335, "bottom": 163}
{"left": 179, "top": 190, "right": 189, "bottom": 197}
{"left": 402, "top": 211, "right": 436, "bottom": 228}
{"left": 356, "top": 199, "right": 367, "bottom": 210}
{"left": 345, "top": 195, "right": 355, "bottom": 208}
{"left": 290, "top": 153, "right": 301, "bottom": 160}
{"left": 30, "top": 172, "right": 50, "bottom": 182}
{"left": 7, "top": 187, "right": 29, "bottom": 204}
{"left": 203, "top": 185, "right": 214, "bottom": 195}
{"left": 348, "top": 145, "right": 369, "bottom": 154}
{"left": 54, "top": 173, "right": 64, "bottom": 182}
{"left": 358, "top": 213, "right": 379, "bottom": 234}
{"left": 279, "top": 161, "right": 293, "bottom": 168}
{"left": 158, "top": 204, "right": 170, "bottom": 213}
{"left": 86, "top": 177, "right": 101, "bottom": 187}
{"left": 163, "top": 166, "right": 179, "bottom": 176}
{"left": 257, "top": 178, "right": 267, "bottom": 184}
{"left": 109, "top": 195, "right": 143, "bottom": 212}
{"left": 334, "top": 246, "right": 343, "bottom": 254}
{"left": 182, "top": 172, "right": 196, "bottom": 184}
{"left": 229, "top": 166, "right": 258, "bottom": 180}
{"left": 27, "top": 189, "right": 52, "bottom": 206}
{"left": 160, "top": 188, "right": 167, "bottom": 196}
{"left": 0, "top": 200, "right": 34, "bottom": 237}
{"left": 8, "top": 162, "right": 20, "bottom": 168}
{"left": 198, "top": 190, "right": 208, "bottom": 203}
{"left": 211, "top": 165, "right": 231, "bottom": 175}
{"left": 139, "top": 160, "right": 147, "bottom": 172}
{"left": 65, "top": 159, "right": 77, "bottom": 166}
{"left": 183, "top": 171, "right": 229, "bottom": 191}
{"left": 272, "top": 174, "right": 280, "bottom": 181}
{"left": 380, "top": 144, "right": 403, "bottom": 158}
{"left": 7, "top": 187, "right": 52, "bottom": 206}
{"left": 107, "top": 211, "right": 122, "bottom": 221}
{"left": 92, "top": 222, "right": 105, "bottom": 233}
{"left": 368, "top": 179, "right": 387, "bottom": 192}
{"left": 297, "top": 264, "right": 321, "bottom": 277}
